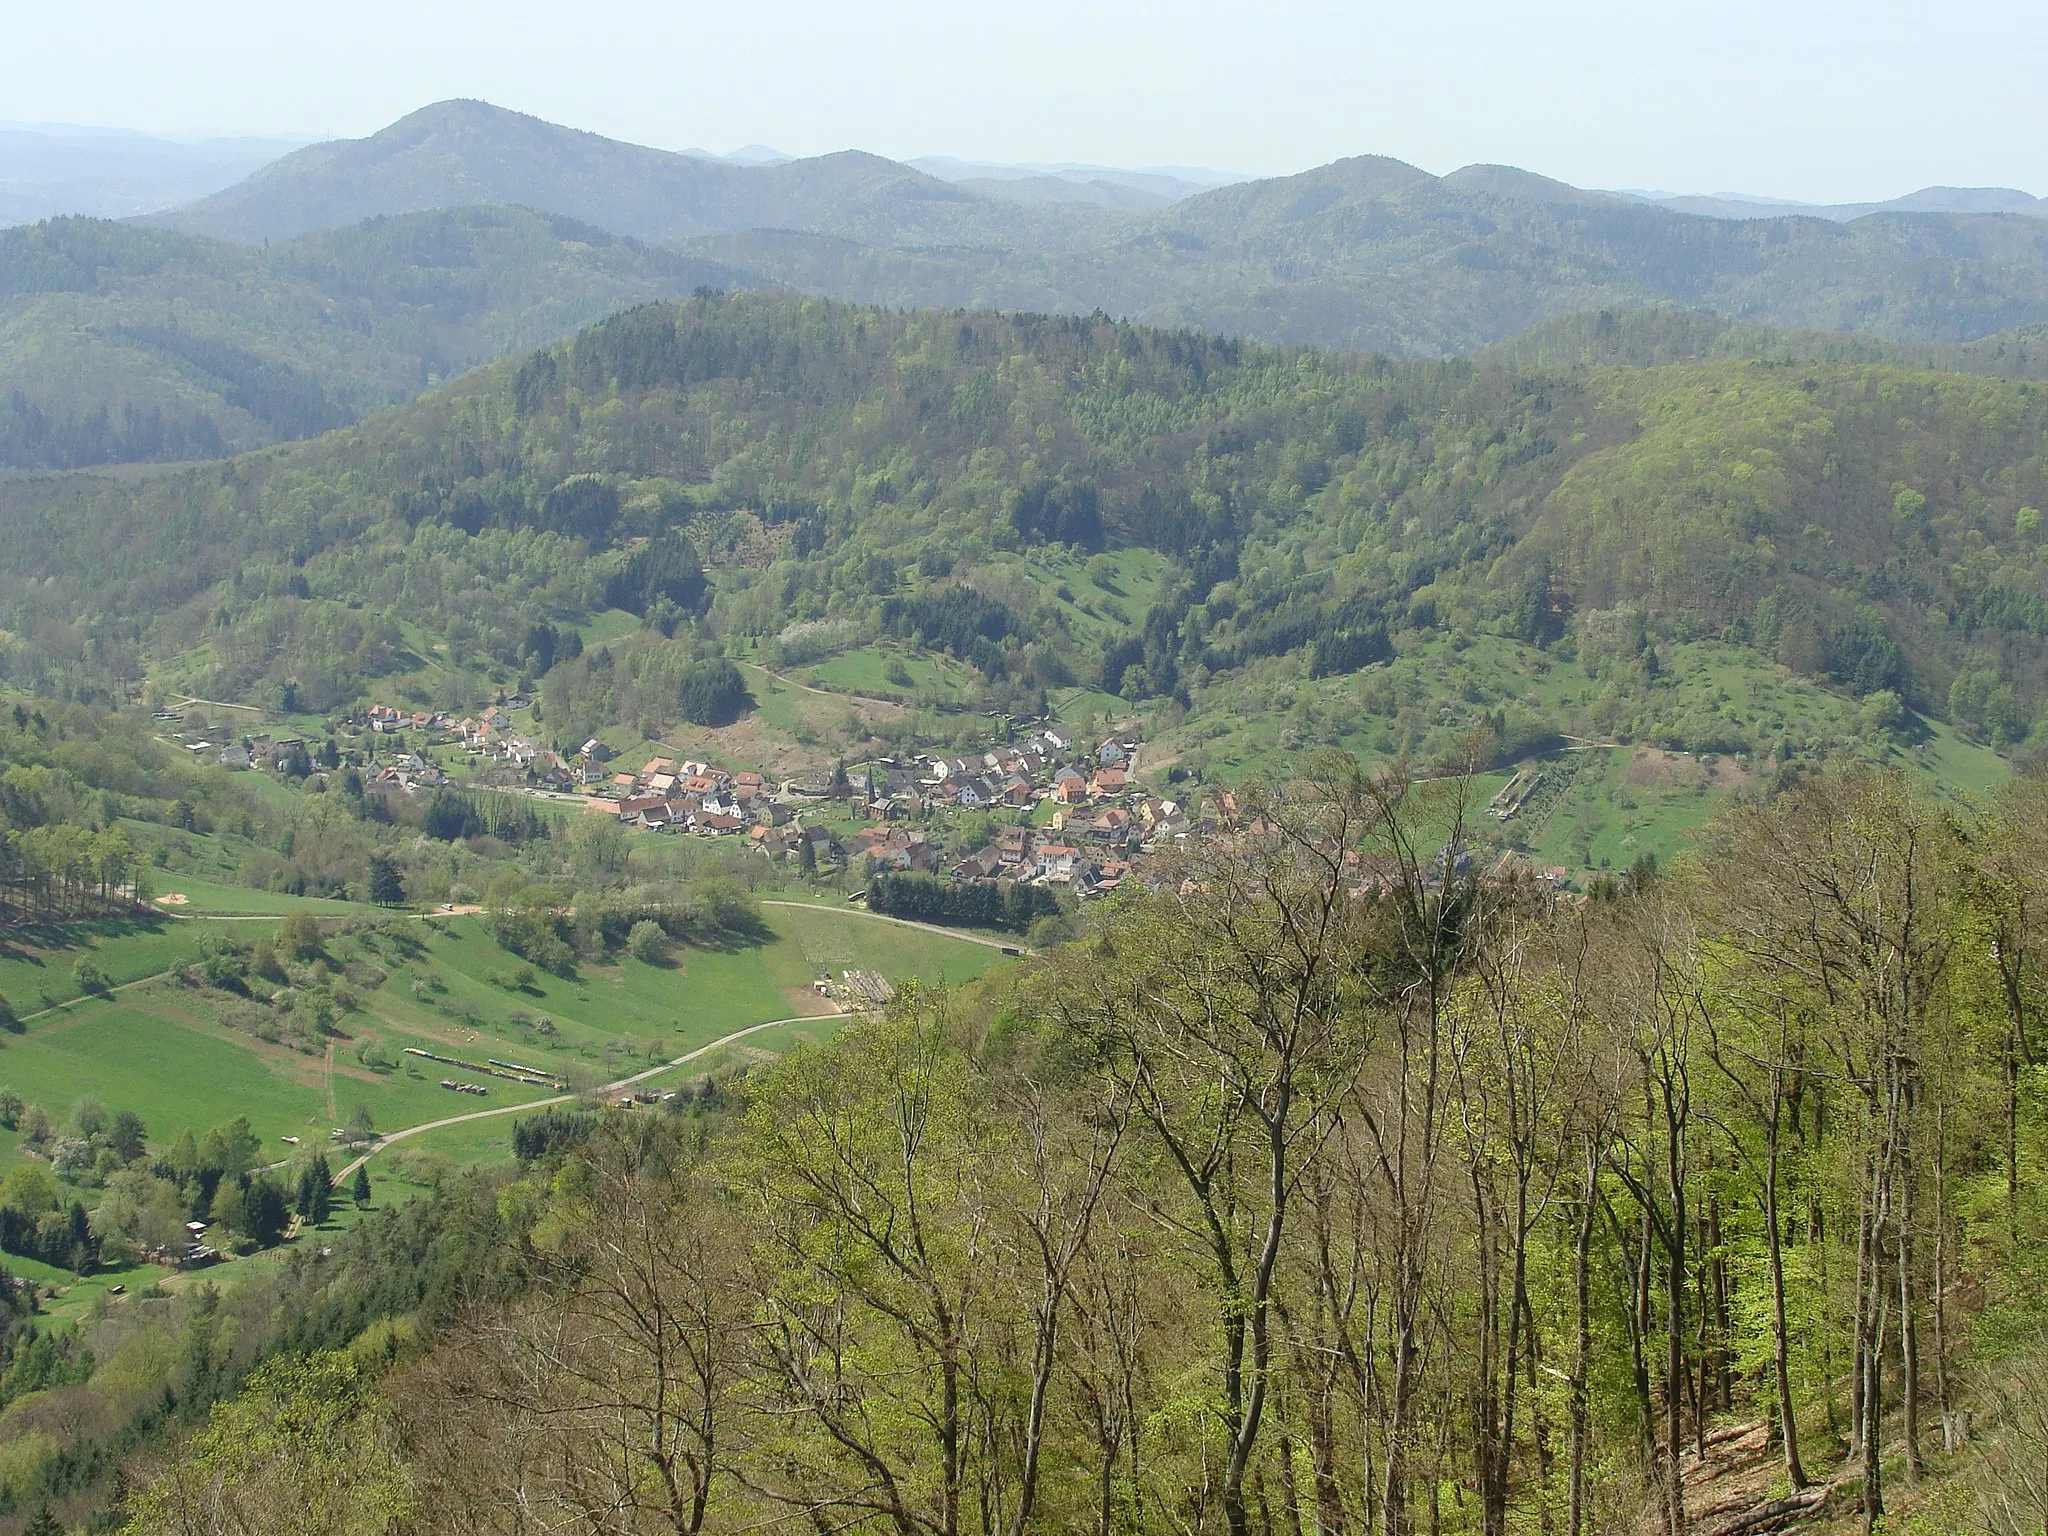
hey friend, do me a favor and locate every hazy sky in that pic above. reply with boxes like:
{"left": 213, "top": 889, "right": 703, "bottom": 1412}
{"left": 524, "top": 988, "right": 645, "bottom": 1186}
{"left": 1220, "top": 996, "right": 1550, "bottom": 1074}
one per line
{"left": 6, "top": 0, "right": 2042, "bottom": 201}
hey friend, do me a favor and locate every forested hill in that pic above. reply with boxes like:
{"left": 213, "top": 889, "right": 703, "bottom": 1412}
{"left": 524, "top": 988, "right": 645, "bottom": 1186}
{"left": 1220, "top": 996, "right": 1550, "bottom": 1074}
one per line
{"left": 1478, "top": 307, "right": 2048, "bottom": 378}
{"left": 0, "top": 207, "right": 749, "bottom": 468}
{"left": 1, "top": 294, "right": 2045, "bottom": 768}
{"left": 6, "top": 105, "right": 2048, "bottom": 472}
{"left": 146, "top": 102, "right": 2048, "bottom": 361}
{"left": 149, "top": 99, "right": 1105, "bottom": 250}
{"left": 704, "top": 158, "right": 2048, "bottom": 356}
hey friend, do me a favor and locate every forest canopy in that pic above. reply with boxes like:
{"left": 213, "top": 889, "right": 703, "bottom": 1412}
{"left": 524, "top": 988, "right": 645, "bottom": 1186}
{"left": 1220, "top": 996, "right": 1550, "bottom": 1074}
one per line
{"left": 2, "top": 296, "right": 2047, "bottom": 767}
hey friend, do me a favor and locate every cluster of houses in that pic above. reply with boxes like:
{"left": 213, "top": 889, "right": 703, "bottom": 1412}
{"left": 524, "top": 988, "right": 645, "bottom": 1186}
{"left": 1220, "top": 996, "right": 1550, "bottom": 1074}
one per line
{"left": 205, "top": 733, "right": 306, "bottom": 774}
{"left": 589, "top": 756, "right": 781, "bottom": 837}
{"left": 869, "top": 725, "right": 1137, "bottom": 813}
{"left": 327, "top": 703, "right": 1316, "bottom": 902}
{"left": 366, "top": 752, "right": 448, "bottom": 792}
{"left": 352, "top": 702, "right": 626, "bottom": 793}
{"left": 361, "top": 703, "right": 561, "bottom": 782}
{"left": 858, "top": 802, "right": 1185, "bottom": 895}
{"left": 574, "top": 722, "right": 1205, "bottom": 899}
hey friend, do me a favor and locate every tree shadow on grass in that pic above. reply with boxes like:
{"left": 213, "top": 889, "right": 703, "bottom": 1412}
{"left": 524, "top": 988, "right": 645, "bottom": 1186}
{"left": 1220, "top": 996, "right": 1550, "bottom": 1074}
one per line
{"left": 0, "top": 913, "right": 171, "bottom": 965}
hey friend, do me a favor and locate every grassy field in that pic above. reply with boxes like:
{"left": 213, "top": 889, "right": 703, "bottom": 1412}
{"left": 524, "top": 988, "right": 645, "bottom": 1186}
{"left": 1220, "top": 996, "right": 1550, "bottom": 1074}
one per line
{"left": 1023, "top": 546, "right": 1171, "bottom": 647}
{"left": 574, "top": 608, "right": 644, "bottom": 647}
{"left": 7, "top": 1252, "right": 165, "bottom": 1327}
{"left": 0, "top": 905, "right": 1010, "bottom": 1188}
{"left": 147, "top": 876, "right": 376, "bottom": 917}
{"left": 1052, "top": 688, "right": 1131, "bottom": 726}
{"left": 765, "top": 902, "right": 1007, "bottom": 987}
{"left": 0, "top": 990, "right": 537, "bottom": 1158}
{"left": 0, "top": 916, "right": 254, "bottom": 1017}
{"left": 797, "top": 644, "right": 981, "bottom": 704}
{"left": 1506, "top": 747, "right": 1736, "bottom": 873}
{"left": 394, "top": 1014, "right": 849, "bottom": 1169}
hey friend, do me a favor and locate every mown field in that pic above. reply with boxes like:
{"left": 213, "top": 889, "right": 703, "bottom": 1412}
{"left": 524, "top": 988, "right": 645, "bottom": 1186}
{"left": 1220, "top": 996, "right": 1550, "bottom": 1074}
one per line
{"left": 0, "top": 901, "right": 1006, "bottom": 1196}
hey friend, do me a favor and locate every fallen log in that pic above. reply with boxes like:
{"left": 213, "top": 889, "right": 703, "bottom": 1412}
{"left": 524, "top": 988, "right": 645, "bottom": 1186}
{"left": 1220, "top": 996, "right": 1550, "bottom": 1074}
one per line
{"left": 1702, "top": 1484, "right": 1833, "bottom": 1536}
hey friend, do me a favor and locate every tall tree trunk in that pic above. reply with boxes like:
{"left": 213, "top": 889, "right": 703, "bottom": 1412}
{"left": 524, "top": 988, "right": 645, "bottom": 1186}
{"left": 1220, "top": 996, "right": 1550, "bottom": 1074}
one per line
{"left": 1898, "top": 1188, "right": 1924, "bottom": 1482}
{"left": 1933, "top": 1098, "right": 1958, "bottom": 1454}
{"left": 1664, "top": 1125, "right": 1687, "bottom": 1536}
{"left": 1850, "top": 1186, "right": 1869, "bottom": 1460}
{"left": 1762, "top": 1123, "right": 1807, "bottom": 1488}
{"left": 1859, "top": 1194, "right": 1886, "bottom": 1536}
{"left": 1381, "top": 1312, "right": 1417, "bottom": 1536}
{"left": 1570, "top": 1143, "right": 1595, "bottom": 1536}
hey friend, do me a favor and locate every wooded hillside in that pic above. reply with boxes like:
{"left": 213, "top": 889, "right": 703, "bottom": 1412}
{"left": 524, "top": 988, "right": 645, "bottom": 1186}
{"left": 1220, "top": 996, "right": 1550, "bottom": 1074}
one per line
{"left": 0, "top": 208, "right": 744, "bottom": 468}
{"left": 96, "top": 763, "right": 2048, "bottom": 1536}
{"left": 3, "top": 296, "right": 2044, "bottom": 767}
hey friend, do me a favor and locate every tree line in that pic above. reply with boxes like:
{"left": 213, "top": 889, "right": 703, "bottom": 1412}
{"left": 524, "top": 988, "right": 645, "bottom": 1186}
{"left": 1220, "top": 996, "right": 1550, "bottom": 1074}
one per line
{"left": 867, "top": 869, "right": 1059, "bottom": 932}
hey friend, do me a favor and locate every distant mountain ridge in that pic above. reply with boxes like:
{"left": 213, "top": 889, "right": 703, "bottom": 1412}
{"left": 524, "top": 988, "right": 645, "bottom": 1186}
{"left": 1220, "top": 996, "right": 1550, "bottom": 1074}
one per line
{"left": 690, "top": 153, "right": 2048, "bottom": 356}
{"left": 907, "top": 156, "right": 1244, "bottom": 209}
{"left": 147, "top": 99, "right": 1098, "bottom": 249}
{"left": 1620, "top": 185, "right": 2047, "bottom": 222}
{"left": 0, "top": 97, "right": 2042, "bottom": 469}
{"left": 0, "top": 206, "right": 748, "bottom": 468}
{"left": 140, "top": 102, "right": 2048, "bottom": 360}
{"left": 0, "top": 124, "right": 303, "bottom": 225}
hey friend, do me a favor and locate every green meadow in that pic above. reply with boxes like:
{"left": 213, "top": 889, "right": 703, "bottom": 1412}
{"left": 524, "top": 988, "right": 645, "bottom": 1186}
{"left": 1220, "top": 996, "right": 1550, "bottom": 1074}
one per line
{"left": 797, "top": 643, "right": 982, "bottom": 703}
{"left": 0, "top": 903, "right": 1008, "bottom": 1183}
{"left": 148, "top": 876, "right": 378, "bottom": 917}
{"left": 0, "top": 917, "right": 244, "bottom": 1017}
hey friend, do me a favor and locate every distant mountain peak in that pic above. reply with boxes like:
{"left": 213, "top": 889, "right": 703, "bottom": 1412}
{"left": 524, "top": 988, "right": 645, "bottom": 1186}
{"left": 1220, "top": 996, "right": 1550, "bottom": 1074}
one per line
{"left": 144, "top": 102, "right": 999, "bottom": 246}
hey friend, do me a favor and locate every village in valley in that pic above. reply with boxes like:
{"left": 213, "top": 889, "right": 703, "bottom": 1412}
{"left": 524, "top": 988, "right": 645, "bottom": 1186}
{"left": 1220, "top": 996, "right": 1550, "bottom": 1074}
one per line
{"left": 152, "top": 689, "right": 1612, "bottom": 915}
{"left": 160, "top": 697, "right": 1209, "bottom": 905}
{"left": 508, "top": 715, "right": 1199, "bottom": 900}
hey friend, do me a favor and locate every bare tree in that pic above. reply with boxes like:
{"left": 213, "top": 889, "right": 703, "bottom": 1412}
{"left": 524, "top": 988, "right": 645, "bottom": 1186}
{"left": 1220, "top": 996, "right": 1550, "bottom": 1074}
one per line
{"left": 419, "top": 1121, "right": 741, "bottom": 1535}
{"left": 1050, "top": 756, "right": 1431, "bottom": 1536}
{"left": 1709, "top": 772, "right": 1959, "bottom": 1534}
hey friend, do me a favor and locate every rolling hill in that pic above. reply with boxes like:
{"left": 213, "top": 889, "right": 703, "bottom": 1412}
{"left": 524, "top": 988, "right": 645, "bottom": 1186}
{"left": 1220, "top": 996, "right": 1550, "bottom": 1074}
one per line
{"left": 700, "top": 156, "right": 2048, "bottom": 355}
{"left": 0, "top": 295, "right": 2042, "bottom": 792}
{"left": 0, "top": 206, "right": 750, "bottom": 467}
{"left": 1628, "top": 184, "right": 2048, "bottom": 222}
{"left": 0, "top": 122, "right": 301, "bottom": 225}
{"left": 6, "top": 101, "right": 2048, "bottom": 469}
{"left": 149, "top": 101, "right": 2048, "bottom": 358}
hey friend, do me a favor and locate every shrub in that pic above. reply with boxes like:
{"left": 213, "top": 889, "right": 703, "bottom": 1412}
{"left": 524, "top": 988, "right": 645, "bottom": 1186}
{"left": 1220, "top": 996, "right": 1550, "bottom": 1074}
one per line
{"left": 626, "top": 920, "right": 668, "bottom": 965}
{"left": 771, "top": 617, "right": 863, "bottom": 666}
{"left": 277, "top": 911, "right": 324, "bottom": 962}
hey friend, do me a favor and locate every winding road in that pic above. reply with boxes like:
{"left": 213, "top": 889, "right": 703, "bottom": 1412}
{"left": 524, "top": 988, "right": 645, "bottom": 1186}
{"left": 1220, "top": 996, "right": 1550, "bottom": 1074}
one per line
{"left": 331, "top": 1014, "right": 822, "bottom": 1182}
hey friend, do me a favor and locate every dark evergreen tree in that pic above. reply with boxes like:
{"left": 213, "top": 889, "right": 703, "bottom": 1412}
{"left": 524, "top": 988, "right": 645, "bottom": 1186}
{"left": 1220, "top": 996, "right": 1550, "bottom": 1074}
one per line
{"left": 367, "top": 854, "right": 405, "bottom": 907}
{"left": 244, "top": 1176, "right": 290, "bottom": 1246}
{"left": 295, "top": 1155, "right": 333, "bottom": 1224}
